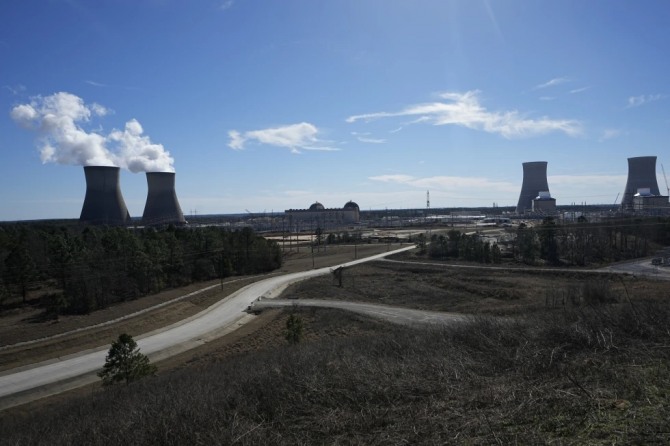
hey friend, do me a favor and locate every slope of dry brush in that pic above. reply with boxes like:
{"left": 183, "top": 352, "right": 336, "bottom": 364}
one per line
{"left": 2, "top": 299, "right": 669, "bottom": 445}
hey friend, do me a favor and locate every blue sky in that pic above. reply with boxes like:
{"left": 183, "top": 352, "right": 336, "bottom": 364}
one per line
{"left": 1, "top": 0, "right": 669, "bottom": 220}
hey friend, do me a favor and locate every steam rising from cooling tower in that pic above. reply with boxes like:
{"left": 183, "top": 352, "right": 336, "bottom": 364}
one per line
{"left": 79, "top": 166, "right": 130, "bottom": 225}
{"left": 516, "top": 161, "right": 550, "bottom": 214}
{"left": 142, "top": 172, "right": 186, "bottom": 226}
{"left": 10, "top": 92, "right": 174, "bottom": 173}
{"left": 621, "top": 156, "right": 661, "bottom": 210}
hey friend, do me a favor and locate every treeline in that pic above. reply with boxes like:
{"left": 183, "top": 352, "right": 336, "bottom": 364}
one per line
{"left": 0, "top": 224, "right": 282, "bottom": 315}
{"left": 426, "top": 216, "right": 670, "bottom": 266}
{"left": 426, "top": 230, "right": 502, "bottom": 264}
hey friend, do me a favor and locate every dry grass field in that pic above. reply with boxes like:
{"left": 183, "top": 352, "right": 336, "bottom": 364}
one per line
{"left": 2, "top": 246, "right": 669, "bottom": 444}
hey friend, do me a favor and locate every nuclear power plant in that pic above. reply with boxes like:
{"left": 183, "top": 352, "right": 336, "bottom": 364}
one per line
{"left": 141, "top": 172, "right": 186, "bottom": 226}
{"left": 68, "top": 156, "right": 670, "bottom": 225}
{"left": 516, "top": 161, "right": 553, "bottom": 214}
{"left": 621, "top": 156, "right": 661, "bottom": 210}
{"left": 79, "top": 166, "right": 131, "bottom": 225}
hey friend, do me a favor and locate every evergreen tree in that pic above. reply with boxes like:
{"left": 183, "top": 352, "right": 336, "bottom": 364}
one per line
{"left": 285, "top": 313, "right": 304, "bottom": 344}
{"left": 98, "top": 333, "right": 157, "bottom": 386}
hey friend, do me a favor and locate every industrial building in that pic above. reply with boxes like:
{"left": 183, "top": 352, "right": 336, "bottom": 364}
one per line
{"left": 516, "top": 161, "right": 553, "bottom": 214}
{"left": 621, "top": 156, "right": 662, "bottom": 211}
{"left": 141, "top": 172, "right": 186, "bottom": 226}
{"left": 632, "top": 188, "right": 669, "bottom": 214}
{"left": 532, "top": 191, "right": 557, "bottom": 213}
{"left": 285, "top": 201, "right": 360, "bottom": 229}
{"left": 79, "top": 166, "right": 131, "bottom": 225}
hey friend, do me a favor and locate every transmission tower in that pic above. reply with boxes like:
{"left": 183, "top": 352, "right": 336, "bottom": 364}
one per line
{"left": 426, "top": 190, "right": 430, "bottom": 209}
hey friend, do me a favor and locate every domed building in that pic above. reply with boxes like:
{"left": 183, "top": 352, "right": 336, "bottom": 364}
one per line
{"left": 285, "top": 200, "right": 360, "bottom": 229}
{"left": 309, "top": 201, "right": 325, "bottom": 211}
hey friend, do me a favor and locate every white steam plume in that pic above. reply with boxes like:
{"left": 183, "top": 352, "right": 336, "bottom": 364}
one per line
{"left": 10, "top": 92, "right": 174, "bottom": 172}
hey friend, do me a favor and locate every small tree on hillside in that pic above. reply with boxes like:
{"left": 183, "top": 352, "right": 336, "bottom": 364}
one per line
{"left": 285, "top": 313, "right": 304, "bottom": 344}
{"left": 98, "top": 333, "right": 157, "bottom": 386}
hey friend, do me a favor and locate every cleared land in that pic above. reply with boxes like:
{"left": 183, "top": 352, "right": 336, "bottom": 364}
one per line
{"left": 0, "top": 243, "right": 396, "bottom": 370}
{"left": 2, "top": 246, "right": 669, "bottom": 444}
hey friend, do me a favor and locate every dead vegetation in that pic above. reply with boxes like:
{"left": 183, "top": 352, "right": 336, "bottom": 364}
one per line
{"left": 2, "top": 298, "right": 669, "bottom": 445}
{"left": 2, "top": 255, "right": 670, "bottom": 444}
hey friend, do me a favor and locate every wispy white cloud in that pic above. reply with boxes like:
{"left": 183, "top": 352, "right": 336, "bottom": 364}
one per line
{"left": 4, "top": 84, "right": 26, "bottom": 95}
{"left": 351, "top": 132, "right": 385, "bottom": 144}
{"left": 368, "top": 172, "right": 629, "bottom": 206}
{"left": 570, "top": 86, "right": 590, "bottom": 94}
{"left": 85, "top": 80, "right": 108, "bottom": 87}
{"left": 346, "top": 90, "right": 581, "bottom": 139}
{"left": 533, "top": 77, "right": 570, "bottom": 90}
{"left": 389, "top": 126, "right": 403, "bottom": 134}
{"left": 220, "top": 0, "right": 234, "bottom": 11}
{"left": 369, "top": 174, "right": 518, "bottom": 193}
{"left": 228, "top": 122, "right": 338, "bottom": 154}
{"left": 626, "top": 94, "right": 664, "bottom": 108}
{"left": 357, "top": 137, "right": 386, "bottom": 144}
{"left": 548, "top": 174, "right": 626, "bottom": 186}
{"left": 539, "top": 96, "right": 555, "bottom": 101}
{"left": 84, "top": 79, "right": 142, "bottom": 91}
{"left": 598, "top": 128, "right": 623, "bottom": 142}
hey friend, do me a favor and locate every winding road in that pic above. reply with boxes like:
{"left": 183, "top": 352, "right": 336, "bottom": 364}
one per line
{"left": 0, "top": 246, "right": 415, "bottom": 410}
{"left": 2, "top": 245, "right": 665, "bottom": 411}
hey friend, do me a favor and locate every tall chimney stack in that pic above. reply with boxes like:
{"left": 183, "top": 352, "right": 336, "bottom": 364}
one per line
{"left": 141, "top": 172, "right": 186, "bottom": 226}
{"left": 621, "top": 156, "right": 660, "bottom": 210}
{"left": 79, "top": 166, "right": 131, "bottom": 225}
{"left": 516, "top": 161, "right": 550, "bottom": 214}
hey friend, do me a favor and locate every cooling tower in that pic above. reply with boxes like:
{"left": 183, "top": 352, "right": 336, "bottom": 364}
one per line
{"left": 141, "top": 172, "right": 186, "bottom": 226}
{"left": 516, "top": 161, "right": 550, "bottom": 214}
{"left": 621, "top": 156, "right": 661, "bottom": 210}
{"left": 79, "top": 166, "right": 131, "bottom": 225}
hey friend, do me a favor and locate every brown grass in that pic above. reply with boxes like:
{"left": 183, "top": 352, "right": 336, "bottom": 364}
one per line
{"left": 2, "top": 248, "right": 669, "bottom": 444}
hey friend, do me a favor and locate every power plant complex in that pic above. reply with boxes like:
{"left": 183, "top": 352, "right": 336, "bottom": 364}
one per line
{"left": 79, "top": 166, "right": 185, "bottom": 226}
{"left": 513, "top": 156, "right": 668, "bottom": 216}
{"left": 76, "top": 155, "right": 668, "bottom": 227}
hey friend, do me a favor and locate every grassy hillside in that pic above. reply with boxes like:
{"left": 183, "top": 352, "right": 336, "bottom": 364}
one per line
{"left": 2, "top": 299, "right": 669, "bottom": 445}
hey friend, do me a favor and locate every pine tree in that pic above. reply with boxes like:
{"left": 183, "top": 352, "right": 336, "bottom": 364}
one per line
{"left": 98, "top": 333, "right": 157, "bottom": 386}
{"left": 285, "top": 313, "right": 304, "bottom": 344}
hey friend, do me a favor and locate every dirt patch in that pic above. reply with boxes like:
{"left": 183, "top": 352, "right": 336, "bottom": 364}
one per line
{"left": 282, "top": 258, "right": 667, "bottom": 315}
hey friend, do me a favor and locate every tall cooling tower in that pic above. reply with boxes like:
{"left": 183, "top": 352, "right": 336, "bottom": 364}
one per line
{"left": 621, "top": 156, "right": 661, "bottom": 210}
{"left": 79, "top": 166, "right": 131, "bottom": 225}
{"left": 516, "top": 161, "right": 550, "bottom": 214}
{"left": 141, "top": 172, "right": 186, "bottom": 226}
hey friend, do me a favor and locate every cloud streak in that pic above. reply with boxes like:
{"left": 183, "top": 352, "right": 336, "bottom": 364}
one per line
{"left": 369, "top": 174, "right": 518, "bottom": 193}
{"left": 347, "top": 90, "right": 581, "bottom": 139}
{"left": 533, "top": 77, "right": 570, "bottom": 90}
{"left": 228, "top": 122, "right": 338, "bottom": 154}
{"left": 626, "top": 94, "right": 663, "bottom": 108}
{"left": 351, "top": 132, "right": 385, "bottom": 144}
{"left": 10, "top": 92, "right": 174, "bottom": 172}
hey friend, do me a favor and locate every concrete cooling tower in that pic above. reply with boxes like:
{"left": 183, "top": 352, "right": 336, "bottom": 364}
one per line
{"left": 621, "top": 156, "right": 661, "bottom": 210}
{"left": 516, "top": 161, "right": 550, "bottom": 214}
{"left": 79, "top": 166, "right": 131, "bottom": 225}
{"left": 141, "top": 172, "right": 186, "bottom": 226}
